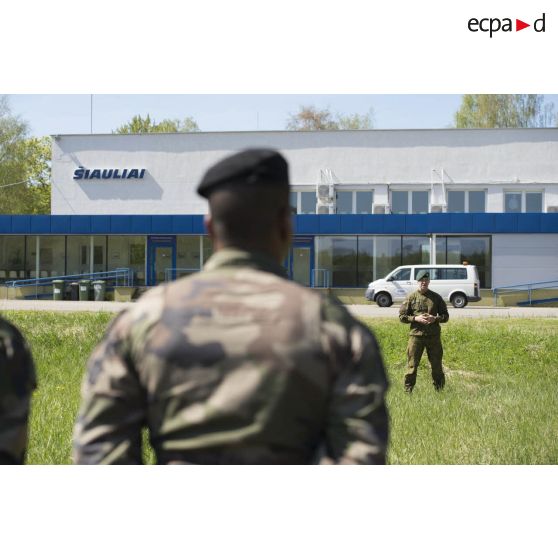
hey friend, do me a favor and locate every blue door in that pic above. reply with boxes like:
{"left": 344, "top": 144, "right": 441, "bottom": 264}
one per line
{"left": 147, "top": 236, "right": 177, "bottom": 286}
{"left": 288, "top": 237, "right": 314, "bottom": 287}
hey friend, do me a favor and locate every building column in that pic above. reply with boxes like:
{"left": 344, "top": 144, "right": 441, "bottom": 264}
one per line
{"left": 431, "top": 234, "right": 437, "bottom": 265}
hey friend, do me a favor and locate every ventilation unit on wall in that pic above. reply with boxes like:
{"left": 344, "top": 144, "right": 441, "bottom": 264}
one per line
{"left": 430, "top": 205, "right": 445, "bottom": 213}
{"left": 316, "top": 168, "right": 337, "bottom": 215}
{"left": 373, "top": 204, "right": 389, "bottom": 214}
{"left": 317, "top": 203, "right": 335, "bottom": 215}
{"left": 547, "top": 206, "right": 558, "bottom": 213}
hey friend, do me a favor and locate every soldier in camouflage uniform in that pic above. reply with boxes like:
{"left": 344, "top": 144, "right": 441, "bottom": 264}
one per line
{"left": 73, "top": 148, "right": 389, "bottom": 464}
{"left": 399, "top": 270, "right": 449, "bottom": 393}
{"left": 0, "top": 316, "right": 36, "bottom": 464}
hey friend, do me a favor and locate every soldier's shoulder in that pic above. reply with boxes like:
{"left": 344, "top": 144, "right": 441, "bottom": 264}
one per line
{"left": 0, "top": 316, "right": 36, "bottom": 397}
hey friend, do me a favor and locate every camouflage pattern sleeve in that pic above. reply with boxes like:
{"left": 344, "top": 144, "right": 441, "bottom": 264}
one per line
{"left": 399, "top": 294, "right": 414, "bottom": 324}
{"left": 436, "top": 294, "right": 449, "bottom": 323}
{"left": 0, "top": 317, "right": 37, "bottom": 465}
{"left": 72, "top": 293, "right": 161, "bottom": 464}
{"left": 320, "top": 297, "right": 389, "bottom": 464}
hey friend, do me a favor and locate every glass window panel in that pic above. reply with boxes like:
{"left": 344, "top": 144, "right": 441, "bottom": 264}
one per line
{"left": 357, "top": 237, "right": 374, "bottom": 286}
{"left": 336, "top": 191, "right": 352, "bottom": 214}
{"left": 176, "top": 236, "right": 202, "bottom": 279}
{"left": 356, "top": 191, "right": 373, "bottom": 214}
{"left": 24, "top": 236, "right": 38, "bottom": 279}
{"left": 526, "top": 192, "right": 542, "bottom": 213}
{"left": 505, "top": 192, "right": 522, "bottom": 213}
{"left": 67, "top": 236, "right": 106, "bottom": 275}
{"left": 391, "top": 191, "right": 408, "bottom": 214}
{"left": 374, "top": 236, "right": 401, "bottom": 279}
{"left": 469, "top": 191, "right": 486, "bottom": 213}
{"left": 414, "top": 267, "right": 442, "bottom": 280}
{"left": 202, "top": 236, "right": 213, "bottom": 265}
{"left": 402, "top": 236, "right": 430, "bottom": 265}
{"left": 412, "top": 191, "right": 428, "bottom": 214}
{"left": 447, "top": 191, "right": 465, "bottom": 213}
{"left": 301, "top": 192, "right": 317, "bottom": 214}
{"left": 290, "top": 192, "right": 298, "bottom": 213}
{"left": 0, "top": 236, "right": 25, "bottom": 281}
{"left": 442, "top": 268, "right": 467, "bottom": 280}
{"left": 446, "top": 236, "right": 491, "bottom": 288}
{"left": 316, "top": 236, "right": 357, "bottom": 287}
{"left": 435, "top": 236, "right": 447, "bottom": 264}
{"left": 108, "top": 236, "right": 146, "bottom": 285}
{"left": 38, "top": 236, "right": 65, "bottom": 277}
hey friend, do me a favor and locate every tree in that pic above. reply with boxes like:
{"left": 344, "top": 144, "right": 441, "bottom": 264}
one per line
{"left": 114, "top": 113, "right": 200, "bottom": 134}
{"left": 286, "top": 105, "right": 374, "bottom": 131}
{"left": 0, "top": 96, "right": 51, "bottom": 214}
{"left": 454, "top": 94, "right": 556, "bottom": 128}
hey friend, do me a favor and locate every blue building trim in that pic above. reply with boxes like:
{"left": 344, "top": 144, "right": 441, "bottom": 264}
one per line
{"left": 0, "top": 213, "right": 556, "bottom": 235}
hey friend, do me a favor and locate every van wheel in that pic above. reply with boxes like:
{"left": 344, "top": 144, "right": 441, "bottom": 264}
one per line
{"left": 451, "top": 293, "right": 468, "bottom": 308}
{"left": 375, "top": 293, "right": 392, "bottom": 307}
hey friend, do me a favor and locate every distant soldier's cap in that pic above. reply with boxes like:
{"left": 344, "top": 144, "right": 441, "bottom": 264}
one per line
{"left": 416, "top": 270, "right": 430, "bottom": 281}
{"left": 197, "top": 148, "right": 289, "bottom": 199}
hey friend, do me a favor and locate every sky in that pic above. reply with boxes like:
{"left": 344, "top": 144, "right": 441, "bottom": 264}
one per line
{"left": 7, "top": 94, "right": 558, "bottom": 137}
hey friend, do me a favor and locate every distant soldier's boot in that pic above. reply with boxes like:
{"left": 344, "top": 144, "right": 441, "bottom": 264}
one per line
{"left": 404, "top": 373, "right": 416, "bottom": 394}
{"left": 433, "top": 375, "right": 445, "bottom": 391}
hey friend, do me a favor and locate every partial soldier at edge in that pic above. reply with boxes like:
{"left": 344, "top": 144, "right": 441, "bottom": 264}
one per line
{"left": 398, "top": 270, "right": 449, "bottom": 393}
{"left": 0, "top": 316, "right": 37, "bottom": 465}
{"left": 73, "top": 148, "right": 389, "bottom": 464}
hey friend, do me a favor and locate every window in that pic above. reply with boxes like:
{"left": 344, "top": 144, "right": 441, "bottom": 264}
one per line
{"left": 505, "top": 191, "right": 543, "bottom": 213}
{"left": 505, "top": 192, "right": 522, "bottom": 213}
{"left": 336, "top": 191, "right": 352, "bottom": 214}
{"left": 414, "top": 267, "right": 441, "bottom": 280}
{"left": 526, "top": 192, "right": 542, "bottom": 213}
{"left": 290, "top": 192, "right": 298, "bottom": 213}
{"left": 390, "top": 268, "right": 411, "bottom": 281}
{"left": 443, "top": 268, "right": 467, "bottom": 280}
{"left": 356, "top": 191, "right": 373, "bottom": 214}
{"left": 391, "top": 191, "right": 429, "bottom": 214}
{"left": 300, "top": 192, "right": 317, "bottom": 214}
{"left": 447, "top": 191, "right": 486, "bottom": 213}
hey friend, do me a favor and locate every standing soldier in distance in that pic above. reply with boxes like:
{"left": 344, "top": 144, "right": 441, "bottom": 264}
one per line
{"left": 73, "top": 148, "right": 389, "bottom": 464}
{"left": 399, "top": 270, "right": 449, "bottom": 393}
{"left": 0, "top": 316, "right": 37, "bottom": 464}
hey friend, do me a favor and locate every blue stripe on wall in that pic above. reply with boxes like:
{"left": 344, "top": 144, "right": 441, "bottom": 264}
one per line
{"left": 0, "top": 213, "right": 557, "bottom": 235}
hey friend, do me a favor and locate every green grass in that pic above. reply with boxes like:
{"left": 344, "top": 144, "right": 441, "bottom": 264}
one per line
{"left": 4, "top": 311, "right": 558, "bottom": 464}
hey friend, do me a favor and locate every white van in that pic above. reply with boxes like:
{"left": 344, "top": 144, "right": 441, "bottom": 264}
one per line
{"left": 365, "top": 264, "right": 481, "bottom": 308}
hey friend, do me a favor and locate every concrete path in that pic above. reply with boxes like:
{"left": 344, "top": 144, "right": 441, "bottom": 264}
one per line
{"left": 1, "top": 298, "right": 557, "bottom": 318}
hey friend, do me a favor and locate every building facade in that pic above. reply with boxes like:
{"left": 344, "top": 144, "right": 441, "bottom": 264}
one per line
{"left": 1, "top": 128, "right": 557, "bottom": 290}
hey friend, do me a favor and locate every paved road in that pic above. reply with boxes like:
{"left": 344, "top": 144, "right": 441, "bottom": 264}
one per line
{"left": 1, "top": 299, "right": 558, "bottom": 318}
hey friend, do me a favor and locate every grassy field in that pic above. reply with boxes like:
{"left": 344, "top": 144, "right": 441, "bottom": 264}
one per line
{"left": 4, "top": 310, "right": 558, "bottom": 465}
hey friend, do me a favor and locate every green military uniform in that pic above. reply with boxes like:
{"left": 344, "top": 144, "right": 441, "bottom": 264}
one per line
{"left": 0, "top": 317, "right": 37, "bottom": 464}
{"left": 398, "top": 279, "right": 449, "bottom": 392}
{"left": 73, "top": 249, "right": 389, "bottom": 464}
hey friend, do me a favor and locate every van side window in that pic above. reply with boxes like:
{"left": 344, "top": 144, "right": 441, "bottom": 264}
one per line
{"left": 391, "top": 268, "right": 411, "bottom": 281}
{"left": 414, "top": 268, "right": 438, "bottom": 280}
{"left": 443, "top": 268, "right": 467, "bottom": 280}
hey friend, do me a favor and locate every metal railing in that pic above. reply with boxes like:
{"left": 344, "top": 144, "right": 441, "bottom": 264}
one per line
{"left": 4, "top": 268, "right": 132, "bottom": 299}
{"left": 312, "top": 268, "right": 331, "bottom": 288}
{"left": 492, "top": 279, "right": 558, "bottom": 306}
{"left": 164, "top": 268, "right": 201, "bottom": 283}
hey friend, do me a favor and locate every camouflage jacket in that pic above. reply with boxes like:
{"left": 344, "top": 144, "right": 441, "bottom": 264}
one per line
{"left": 0, "top": 317, "right": 36, "bottom": 465}
{"left": 399, "top": 289, "right": 449, "bottom": 337}
{"left": 74, "top": 248, "right": 389, "bottom": 465}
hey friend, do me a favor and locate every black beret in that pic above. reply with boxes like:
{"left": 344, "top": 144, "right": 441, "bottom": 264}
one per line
{"left": 197, "top": 148, "right": 289, "bottom": 199}
{"left": 416, "top": 270, "right": 430, "bottom": 281}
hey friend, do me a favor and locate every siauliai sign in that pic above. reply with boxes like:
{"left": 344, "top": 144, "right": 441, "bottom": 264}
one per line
{"left": 73, "top": 166, "right": 146, "bottom": 180}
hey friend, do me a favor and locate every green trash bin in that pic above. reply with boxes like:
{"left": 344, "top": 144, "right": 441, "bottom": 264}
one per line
{"left": 79, "top": 280, "right": 91, "bottom": 301}
{"left": 52, "top": 280, "right": 65, "bottom": 301}
{"left": 92, "top": 280, "right": 106, "bottom": 302}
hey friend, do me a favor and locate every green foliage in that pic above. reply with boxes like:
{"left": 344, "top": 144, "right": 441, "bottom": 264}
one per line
{"left": 286, "top": 105, "right": 374, "bottom": 131}
{"left": 114, "top": 113, "right": 200, "bottom": 134}
{"left": 4, "top": 310, "right": 557, "bottom": 464}
{"left": 0, "top": 96, "right": 51, "bottom": 214}
{"left": 454, "top": 94, "right": 556, "bottom": 128}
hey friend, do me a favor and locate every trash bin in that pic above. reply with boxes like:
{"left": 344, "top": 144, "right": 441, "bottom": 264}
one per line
{"left": 70, "top": 282, "right": 79, "bottom": 301}
{"left": 52, "top": 280, "right": 65, "bottom": 301}
{"left": 92, "top": 280, "right": 106, "bottom": 302}
{"left": 79, "top": 280, "right": 91, "bottom": 301}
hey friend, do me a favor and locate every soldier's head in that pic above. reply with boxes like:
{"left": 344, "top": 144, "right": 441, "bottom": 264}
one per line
{"left": 416, "top": 270, "right": 430, "bottom": 294}
{"left": 197, "top": 148, "right": 292, "bottom": 262}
